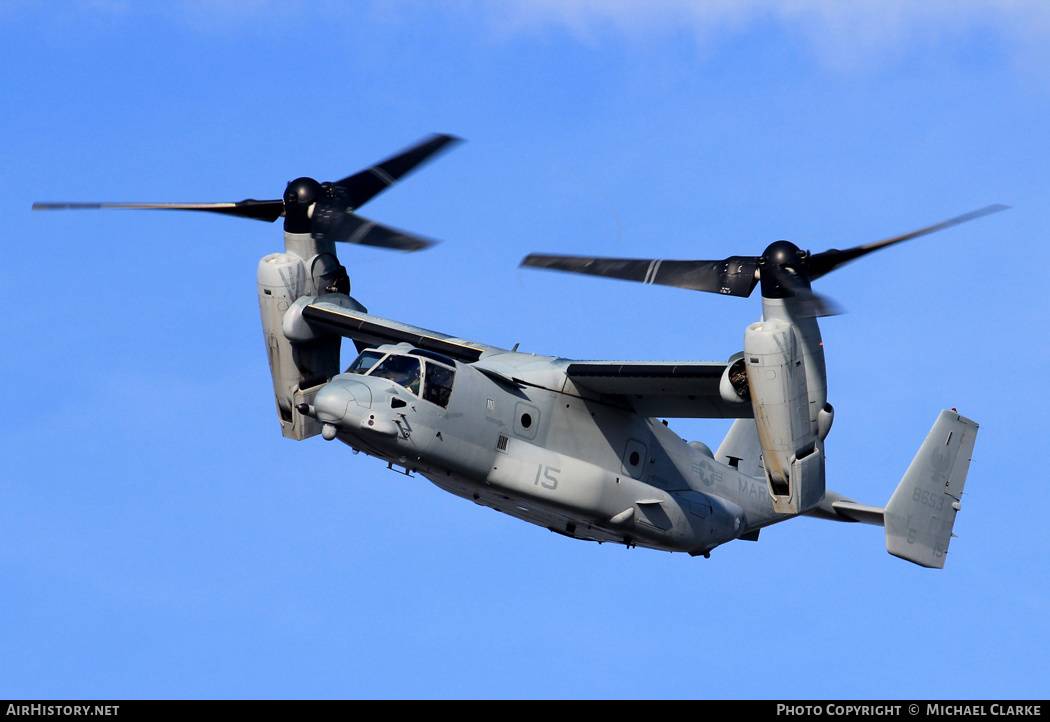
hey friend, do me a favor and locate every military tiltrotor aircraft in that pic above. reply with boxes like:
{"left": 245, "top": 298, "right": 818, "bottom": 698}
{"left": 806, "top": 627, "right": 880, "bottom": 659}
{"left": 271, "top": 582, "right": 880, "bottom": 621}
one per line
{"left": 34, "top": 135, "right": 1005, "bottom": 568}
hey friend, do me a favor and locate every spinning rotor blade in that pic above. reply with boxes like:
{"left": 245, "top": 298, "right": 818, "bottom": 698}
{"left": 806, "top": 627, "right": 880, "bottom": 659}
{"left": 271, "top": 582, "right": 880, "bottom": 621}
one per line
{"left": 520, "top": 254, "right": 760, "bottom": 297}
{"left": 334, "top": 133, "right": 462, "bottom": 210}
{"left": 33, "top": 134, "right": 463, "bottom": 253}
{"left": 780, "top": 286, "right": 843, "bottom": 318}
{"left": 522, "top": 204, "right": 1008, "bottom": 310}
{"left": 32, "top": 199, "right": 285, "bottom": 222}
{"left": 311, "top": 205, "right": 436, "bottom": 251}
{"left": 807, "top": 203, "right": 1009, "bottom": 280}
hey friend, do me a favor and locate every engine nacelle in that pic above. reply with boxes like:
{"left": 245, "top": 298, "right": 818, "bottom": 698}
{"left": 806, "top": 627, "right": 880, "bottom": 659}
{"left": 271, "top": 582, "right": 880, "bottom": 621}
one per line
{"left": 257, "top": 232, "right": 353, "bottom": 440}
{"left": 719, "top": 352, "right": 750, "bottom": 405}
{"left": 743, "top": 317, "right": 825, "bottom": 514}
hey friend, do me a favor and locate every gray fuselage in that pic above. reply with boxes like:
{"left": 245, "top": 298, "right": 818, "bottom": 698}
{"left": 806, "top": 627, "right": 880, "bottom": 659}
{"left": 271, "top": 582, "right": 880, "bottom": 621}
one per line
{"left": 313, "top": 343, "right": 784, "bottom": 556}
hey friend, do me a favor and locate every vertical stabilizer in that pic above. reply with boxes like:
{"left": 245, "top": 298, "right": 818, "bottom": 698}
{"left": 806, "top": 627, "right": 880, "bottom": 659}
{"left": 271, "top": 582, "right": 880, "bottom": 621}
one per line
{"left": 884, "top": 410, "right": 978, "bottom": 568}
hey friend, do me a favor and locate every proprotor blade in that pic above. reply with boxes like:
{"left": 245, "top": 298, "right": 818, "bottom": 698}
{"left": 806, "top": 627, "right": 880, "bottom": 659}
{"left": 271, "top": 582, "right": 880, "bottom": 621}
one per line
{"left": 31, "top": 199, "right": 285, "bottom": 222}
{"left": 521, "top": 254, "right": 760, "bottom": 297}
{"left": 33, "top": 134, "right": 462, "bottom": 251}
{"left": 334, "top": 133, "right": 462, "bottom": 210}
{"left": 311, "top": 205, "right": 436, "bottom": 251}
{"left": 807, "top": 204, "right": 1009, "bottom": 280}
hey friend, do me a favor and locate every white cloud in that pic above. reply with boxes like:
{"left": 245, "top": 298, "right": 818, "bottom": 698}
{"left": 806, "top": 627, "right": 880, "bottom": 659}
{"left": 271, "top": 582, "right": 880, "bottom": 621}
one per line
{"left": 477, "top": 0, "right": 1050, "bottom": 73}
{"left": 11, "top": 0, "right": 1050, "bottom": 75}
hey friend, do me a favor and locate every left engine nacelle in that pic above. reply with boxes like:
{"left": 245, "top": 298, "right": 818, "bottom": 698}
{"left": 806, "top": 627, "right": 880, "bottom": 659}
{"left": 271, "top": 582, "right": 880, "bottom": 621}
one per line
{"left": 257, "top": 235, "right": 351, "bottom": 440}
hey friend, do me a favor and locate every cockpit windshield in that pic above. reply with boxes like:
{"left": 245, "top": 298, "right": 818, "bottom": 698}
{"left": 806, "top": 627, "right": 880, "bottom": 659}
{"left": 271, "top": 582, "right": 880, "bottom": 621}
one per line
{"left": 369, "top": 354, "right": 423, "bottom": 395}
{"left": 345, "top": 350, "right": 385, "bottom": 375}
{"left": 345, "top": 350, "right": 456, "bottom": 407}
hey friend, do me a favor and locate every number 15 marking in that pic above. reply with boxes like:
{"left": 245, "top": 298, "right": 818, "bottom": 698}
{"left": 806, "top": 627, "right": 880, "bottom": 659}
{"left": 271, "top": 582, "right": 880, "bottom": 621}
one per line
{"left": 534, "top": 465, "right": 560, "bottom": 491}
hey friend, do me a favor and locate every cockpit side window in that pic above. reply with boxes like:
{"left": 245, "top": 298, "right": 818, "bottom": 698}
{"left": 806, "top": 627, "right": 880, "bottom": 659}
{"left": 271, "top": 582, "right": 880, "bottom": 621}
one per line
{"left": 345, "top": 350, "right": 386, "bottom": 375}
{"left": 369, "top": 354, "right": 422, "bottom": 395}
{"left": 423, "top": 362, "right": 455, "bottom": 408}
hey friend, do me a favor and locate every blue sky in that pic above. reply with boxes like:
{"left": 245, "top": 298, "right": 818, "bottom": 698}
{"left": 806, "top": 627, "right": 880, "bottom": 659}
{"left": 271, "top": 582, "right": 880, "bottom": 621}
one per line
{"left": 3, "top": 0, "right": 1048, "bottom": 700}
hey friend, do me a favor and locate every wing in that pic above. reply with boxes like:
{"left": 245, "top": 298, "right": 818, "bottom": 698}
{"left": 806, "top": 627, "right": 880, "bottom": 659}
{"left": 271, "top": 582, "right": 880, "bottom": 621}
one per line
{"left": 301, "top": 299, "right": 499, "bottom": 363}
{"left": 302, "top": 299, "right": 750, "bottom": 418}
{"left": 565, "top": 361, "right": 752, "bottom": 419}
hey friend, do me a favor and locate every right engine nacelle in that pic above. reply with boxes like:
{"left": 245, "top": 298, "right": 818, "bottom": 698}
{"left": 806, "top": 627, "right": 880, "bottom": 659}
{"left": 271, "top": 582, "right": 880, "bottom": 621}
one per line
{"left": 718, "top": 352, "right": 751, "bottom": 406}
{"left": 743, "top": 317, "right": 825, "bottom": 514}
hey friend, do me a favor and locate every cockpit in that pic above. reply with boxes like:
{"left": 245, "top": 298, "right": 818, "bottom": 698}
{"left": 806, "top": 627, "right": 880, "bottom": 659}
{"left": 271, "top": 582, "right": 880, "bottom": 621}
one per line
{"left": 344, "top": 348, "right": 456, "bottom": 408}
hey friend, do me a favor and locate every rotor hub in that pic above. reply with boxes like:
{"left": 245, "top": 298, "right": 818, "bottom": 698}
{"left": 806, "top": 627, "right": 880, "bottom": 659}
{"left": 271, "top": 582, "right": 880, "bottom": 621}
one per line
{"left": 759, "top": 240, "right": 811, "bottom": 299}
{"left": 283, "top": 177, "right": 324, "bottom": 233}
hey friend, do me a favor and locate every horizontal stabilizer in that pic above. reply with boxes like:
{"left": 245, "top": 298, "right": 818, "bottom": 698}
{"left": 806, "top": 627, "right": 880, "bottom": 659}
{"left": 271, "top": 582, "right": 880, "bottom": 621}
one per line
{"left": 884, "top": 410, "right": 978, "bottom": 568}
{"left": 830, "top": 500, "right": 885, "bottom": 526}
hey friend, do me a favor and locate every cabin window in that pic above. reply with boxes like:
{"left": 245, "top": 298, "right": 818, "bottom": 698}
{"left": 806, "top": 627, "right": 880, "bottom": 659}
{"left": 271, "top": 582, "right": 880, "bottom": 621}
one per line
{"left": 423, "top": 362, "right": 455, "bottom": 408}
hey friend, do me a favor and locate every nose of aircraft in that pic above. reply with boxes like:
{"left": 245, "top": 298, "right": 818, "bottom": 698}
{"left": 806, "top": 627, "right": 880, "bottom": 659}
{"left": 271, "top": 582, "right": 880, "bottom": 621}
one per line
{"left": 314, "top": 385, "right": 352, "bottom": 424}
{"left": 313, "top": 379, "right": 402, "bottom": 441}
{"left": 314, "top": 379, "right": 372, "bottom": 424}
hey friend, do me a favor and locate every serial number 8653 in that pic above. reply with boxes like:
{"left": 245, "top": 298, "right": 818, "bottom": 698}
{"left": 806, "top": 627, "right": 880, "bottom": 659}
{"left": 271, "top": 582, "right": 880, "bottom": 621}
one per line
{"left": 912, "top": 486, "right": 944, "bottom": 511}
